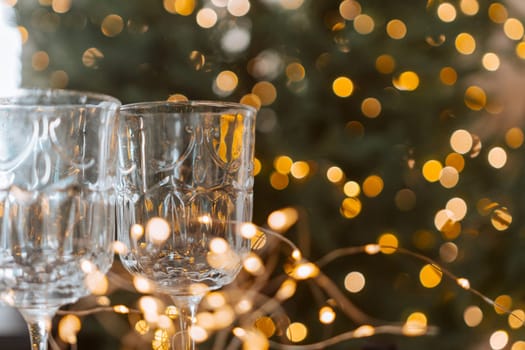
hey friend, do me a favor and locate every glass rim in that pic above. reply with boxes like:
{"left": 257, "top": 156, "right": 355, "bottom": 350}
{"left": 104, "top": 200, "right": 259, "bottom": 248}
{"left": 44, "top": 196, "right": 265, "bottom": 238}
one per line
{"left": 120, "top": 100, "right": 257, "bottom": 115}
{"left": 0, "top": 88, "right": 121, "bottom": 108}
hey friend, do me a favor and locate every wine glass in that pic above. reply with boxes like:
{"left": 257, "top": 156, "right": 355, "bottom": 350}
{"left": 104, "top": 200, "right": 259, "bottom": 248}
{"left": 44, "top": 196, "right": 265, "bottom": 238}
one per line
{"left": 116, "top": 101, "right": 256, "bottom": 349}
{"left": 0, "top": 89, "right": 120, "bottom": 350}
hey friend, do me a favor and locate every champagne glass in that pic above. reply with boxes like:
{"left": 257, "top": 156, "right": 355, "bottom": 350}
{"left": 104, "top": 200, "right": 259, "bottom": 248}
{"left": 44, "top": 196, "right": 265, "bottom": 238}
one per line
{"left": 116, "top": 101, "right": 256, "bottom": 349}
{"left": 0, "top": 89, "right": 120, "bottom": 350}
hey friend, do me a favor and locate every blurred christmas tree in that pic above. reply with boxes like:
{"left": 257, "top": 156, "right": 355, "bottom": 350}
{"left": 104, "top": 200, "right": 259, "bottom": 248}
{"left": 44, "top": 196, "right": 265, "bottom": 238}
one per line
{"left": 9, "top": 0, "right": 525, "bottom": 349}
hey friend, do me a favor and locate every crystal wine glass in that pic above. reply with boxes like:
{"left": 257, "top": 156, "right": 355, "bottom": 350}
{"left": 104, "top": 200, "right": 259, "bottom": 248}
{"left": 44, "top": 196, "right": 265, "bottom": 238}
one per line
{"left": 0, "top": 89, "right": 120, "bottom": 350}
{"left": 116, "top": 101, "right": 256, "bottom": 349}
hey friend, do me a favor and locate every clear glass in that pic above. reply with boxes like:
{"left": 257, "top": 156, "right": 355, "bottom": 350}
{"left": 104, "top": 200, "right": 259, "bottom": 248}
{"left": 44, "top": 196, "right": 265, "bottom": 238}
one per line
{"left": 116, "top": 101, "right": 256, "bottom": 349}
{"left": 0, "top": 88, "right": 120, "bottom": 350}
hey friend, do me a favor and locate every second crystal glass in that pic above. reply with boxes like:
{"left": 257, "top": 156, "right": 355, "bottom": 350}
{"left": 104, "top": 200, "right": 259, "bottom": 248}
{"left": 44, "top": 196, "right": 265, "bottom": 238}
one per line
{"left": 116, "top": 101, "right": 256, "bottom": 349}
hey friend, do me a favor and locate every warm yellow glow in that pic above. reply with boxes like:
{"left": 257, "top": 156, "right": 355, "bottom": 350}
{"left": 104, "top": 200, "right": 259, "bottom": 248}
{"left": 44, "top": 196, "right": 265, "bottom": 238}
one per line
{"left": 362, "top": 175, "right": 383, "bottom": 197}
{"left": 113, "top": 305, "right": 130, "bottom": 314}
{"left": 439, "top": 166, "right": 459, "bottom": 188}
{"left": 344, "top": 271, "right": 365, "bottom": 293}
{"left": 152, "top": 329, "right": 170, "bottom": 350}
{"left": 240, "top": 94, "right": 262, "bottom": 110}
{"left": 450, "top": 129, "right": 473, "bottom": 154}
{"left": 204, "top": 292, "right": 226, "bottom": 310}
{"left": 290, "top": 161, "right": 310, "bottom": 179}
{"left": 274, "top": 155, "right": 293, "bottom": 174}
{"left": 227, "top": 0, "right": 251, "bottom": 17}
{"left": 130, "top": 223, "right": 144, "bottom": 241}
{"left": 354, "top": 325, "right": 375, "bottom": 338}
{"left": 58, "top": 315, "right": 81, "bottom": 344}
{"left": 196, "top": 8, "right": 218, "bottom": 28}
{"left": 482, "top": 52, "right": 500, "bottom": 71}
{"left": 267, "top": 207, "right": 299, "bottom": 232}
{"left": 134, "top": 320, "right": 150, "bottom": 335}
{"left": 505, "top": 127, "right": 524, "bottom": 149}
{"left": 440, "top": 66, "right": 457, "bottom": 85}
{"left": 82, "top": 47, "right": 104, "bottom": 68}
{"left": 354, "top": 14, "right": 374, "bottom": 34}
{"left": 516, "top": 42, "right": 525, "bottom": 59}
{"left": 361, "top": 97, "right": 382, "bottom": 118}
{"left": 286, "top": 62, "right": 306, "bottom": 82}
{"left": 270, "top": 171, "right": 289, "bottom": 190}
{"left": 494, "top": 295, "right": 512, "bottom": 315}
{"left": 319, "top": 306, "right": 336, "bottom": 324}
{"left": 422, "top": 160, "right": 443, "bottom": 182}
{"left": 84, "top": 270, "right": 108, "bottom": 295}
{"left": 341, "top": 197, "right": 362, "bottom": 219}
{"left": 255, "top": 316, "right": 276, "bottom": 337}
{"left": 209, "top": 237, "right": 230, "bottom": 254}
{"left": 365, "top": 244, "right": 381, "bottom": 255}
{"left": 393, "top": 71, "right": 420, "bottom": 91}
{"left": 375, "top": 54, "right": 395, "bottom": 74}
{"left": 139, "top": 296, "right": 160, "bottom": 315}
{"left": 386, "top": 19, "right": 407, "bottom": 39}
{"left": 189, "top": 325, "right": 208, "bottom": 343}
{"left": 403, "top": 312, "right": 428, "bottom": 336}
{"left": 52, "top": 0, "right": 71, "bottom": 13}
{"left": 290, "top": 261, "right": 319, "bottom": 280}
{"left": 167, "top": 93, "right": 189, "bottom": 102}
{"left": 239, "top": 222, "right": 257, "bottom": 240}
{"left": 326, "top": 166, "right": 344, "bottom": 183}
{"left": 233, "top": 328, "right": 269, "bottom": 350}
{"left": 343, "top": 181, "right": 360, "bottom": 197}
{"left": 276, "top": 278, "right": 297, "bottom": 300}
{"left": 512, "top": 341, "right": 525, "bottom": 350}
{"left": 488, "top": 3, "right": 508, "bottom": 24}
{"left": 18, "top": 26, "right": 28, "bottom": 44}
{"left": 175, "top": 0, "right": 195, "bottom": 15}
{"left": 455, "top": 33, "right": 476, "bottom": 55}
{"left": 252, "top": 81, "right": 277, "bottom": 106}
{"left": 446, "top": 152, "right": 465, "bottom": 172}
{"left": 457, "top": 277, "right": 470, "bottom": 290}
{"left": 446, "top": 197, "right": 467, "bottom": 221}
{"left": 332, "top": 76, "right": 354, "bottom": 97}
{"left": 101, "top": 14, "right": 124, "bottom": 37}
{"left": 464, "top": 85, "right": 486, "bottom": 110}
{"left": 146, "top": 217, "right": 171, "bottom": 244}
{"left": 280, "top": 0, "right": 304, "bottom": 10}
{"left": 488, "top": 147, "right": 507, "bottom": 169}
{"left": 509, "top": 310, "right": 525, "bottom": 329}
{"left": 460, "top": 0, "right": 479, "bottom": 15}
{"left": 464, "top": 305, "right": 483, "bottom": 327}
{"left": 437, "top": 3, "right": 457, "bottom": 23}
{"left": 112, "top": 241, "right": 127, "bottom": 254}
{"left": 133, "top": 276, "right": 154, "bottom": 293}
{"left": 490, "top": 330, "right": 509, "bottom": 350}
{"left": 504, "top": 18, "right": 524, "bottom": 40}
{"left": 286, "top": 322, "right": 308, "bottom": 342}
{"left": 216, "top": 70, "right": 239, "bottom": 93}
{"left": 243, "top": 253, "right": 265, "bottom": 275}
{"left": 235, "top": 298, "right": 253, "bottom": 314}
{"left": 339, "top": 0, "right": 361, "bottom": 20}
{"left": 419, "top": 264, "right": 442, "bottom": 288}
{"left": 491, "top": 207, "right": 512, "bottom": 231}
{"left": 378, "top": 233, "right": 398, "bottom": 254}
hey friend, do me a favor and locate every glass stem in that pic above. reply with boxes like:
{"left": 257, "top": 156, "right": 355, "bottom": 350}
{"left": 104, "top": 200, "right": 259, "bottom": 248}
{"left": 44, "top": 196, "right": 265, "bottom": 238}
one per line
{"left": 20, "top": 308, "right": 57, "bottom": 350}
{"left": 172, "top": 295, "right": 202, "bottom": 350}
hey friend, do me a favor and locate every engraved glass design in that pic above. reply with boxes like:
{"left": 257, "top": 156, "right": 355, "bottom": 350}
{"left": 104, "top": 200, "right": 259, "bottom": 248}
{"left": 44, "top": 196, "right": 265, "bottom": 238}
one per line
{"left": 116, "top": 101, "right": 256, "bottom": 349}
{"left": 0, "top": 89, "right": 120, "bottom": 350}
